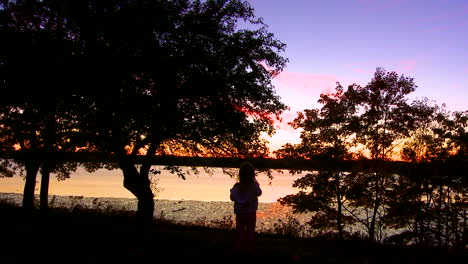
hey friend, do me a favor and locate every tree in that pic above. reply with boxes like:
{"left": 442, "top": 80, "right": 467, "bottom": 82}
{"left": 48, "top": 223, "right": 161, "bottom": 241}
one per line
{"left": 2, "top": 0, "right": 288, "bottom": 225}
{"left": 275, "top": 84, "right": 358, "bottom": 239}
{"left": 277, "top": 68, "right": 428, "bottom": 242}
{"left": 0, "top": 0, "right": 88, "bottom": 209}
{"left": 388, "top": 105, "right": 468, "bottom": 247}
{"left": 347, "top": 67, "right": 423, "bottom": 241}
{"left": 70, "top": 0, "right": 288, "bottom": 225}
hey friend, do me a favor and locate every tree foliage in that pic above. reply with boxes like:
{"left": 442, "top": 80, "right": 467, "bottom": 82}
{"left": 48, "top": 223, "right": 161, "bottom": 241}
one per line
{"left": 388, "top": 107, "right": 468, "bottom": 247}
{"left": 0, "top": 0, "right": 89, "bottom": 208}
{"left": 1, "top": 0, "right": 288, "bottom": 222}
{"left": 277, "top": 68, "right": 467, "bottom": 246}
{"left": 276, "top": 84, "right": 358, "bottom": 239}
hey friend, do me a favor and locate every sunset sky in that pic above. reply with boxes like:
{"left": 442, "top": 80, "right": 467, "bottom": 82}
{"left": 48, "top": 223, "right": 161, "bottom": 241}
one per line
{"left": 248, "top": 0, "right": 468, "bottom": 152}
{"left": 2, "top": 0, "right": 467, "bottom": 202}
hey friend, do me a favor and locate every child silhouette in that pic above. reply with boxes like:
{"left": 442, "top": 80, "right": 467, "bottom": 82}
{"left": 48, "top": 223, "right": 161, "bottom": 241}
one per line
{"left": 230, "top": 162, "right": 262, "bottom": 254}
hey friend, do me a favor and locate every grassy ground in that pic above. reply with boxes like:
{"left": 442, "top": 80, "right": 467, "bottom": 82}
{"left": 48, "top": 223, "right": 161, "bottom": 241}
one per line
{"left": 0, "top": 202, "right": 466, "bottom": 263}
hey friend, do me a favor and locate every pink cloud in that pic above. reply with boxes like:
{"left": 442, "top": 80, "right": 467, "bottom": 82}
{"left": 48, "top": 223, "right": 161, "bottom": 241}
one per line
{"left": 351, "top": 68, "right": 367, "bottom": 74}
{"left": 263, "top": 69, "right": 343, "bottom": 153}
{"left": 261, "top": 63, "right": 338, "bottom": 97}
{"left": 396, "top": 59, "right": 418, "bottom": 72}
{"left": 265, "top": 69, "right": 341, "bottom": 136}
{"left": 273, "top": 70, "right": 339, "bottom": 96}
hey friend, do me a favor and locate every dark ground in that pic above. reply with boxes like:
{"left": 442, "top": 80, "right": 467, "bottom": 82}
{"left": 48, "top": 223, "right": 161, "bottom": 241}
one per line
{"left": 0, "top": 203, "right": 466, "bottom": 263}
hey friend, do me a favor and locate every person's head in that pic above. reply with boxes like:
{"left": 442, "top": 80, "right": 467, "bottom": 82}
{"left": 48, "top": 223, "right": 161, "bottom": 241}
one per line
{"left": 238, "top": 161, "right": 256, "bottom": 184}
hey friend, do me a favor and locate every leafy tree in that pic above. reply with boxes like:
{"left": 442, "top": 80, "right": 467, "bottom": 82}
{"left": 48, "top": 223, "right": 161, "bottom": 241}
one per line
{"left": 344, "top": 68, "right": 423, "bottom": 241}
{"left": 277, "top": 68, "right": 429, "bottom": 242}
{"left": 276, "top": 84, "right": 358, "bottom": 239}
{"left": 388, "top": 106, "right": 468, "bottom": 247}
{"left": 350, "top": 67, "right": 419, "bottom": 161}
{"left": 382, "top": 98, "right": 438, "bottom": 246}
{"left": 2, "top": 0, "right": 288, "bottom": 224}
{"left": 0, "top": 0, "right": 87, "bottom": 209}
{"left": 70, "top": 0, "right": 287, "bottom": 225}
{"left": 399, "top": 98, "right": 439, "bottom": 162}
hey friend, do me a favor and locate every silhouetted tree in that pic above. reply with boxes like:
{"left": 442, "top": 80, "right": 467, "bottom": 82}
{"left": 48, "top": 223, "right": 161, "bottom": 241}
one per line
{"left": 383, "top": 98, "right": 438, "bottom": 246}
{"left": 388, "top": 105, "right": 468, "bottom": 247}
{"left": 277, "top": 68, "right": 431, "bottom": 242}
{"left": 0, "top": 0, "right": 87, "bottom": 209}
{"left": 2, "top": 0, "right": 288, "bottom": 225}
{"left": 344, "top": 68, "right": 423, "bottom": 241}
{"left": 275, "top": 84, "right": 359, "bottom": 239}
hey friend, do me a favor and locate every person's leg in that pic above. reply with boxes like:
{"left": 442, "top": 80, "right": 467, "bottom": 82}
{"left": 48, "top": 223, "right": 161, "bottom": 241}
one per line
{"left": 235, "top": 213, "right": 247, "bottom": 253}
{"left": 245, "top": 212, "right": 257, "bottom": 253}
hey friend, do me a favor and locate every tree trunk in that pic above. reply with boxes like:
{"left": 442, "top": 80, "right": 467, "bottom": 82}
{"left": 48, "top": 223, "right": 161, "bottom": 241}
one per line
{"left": 22, "top": 160, "right": 40, "bottom": 209}
{"left": 40, "top": 162, "right": 51, "bottom": 210}
{"left": 369, "top": 194, "right": 381, "bottom": 242}
{"left": 462, "top": 209, "right": 467, "bottom": 247}
{"left": 368, "top": 161, "right": 382, "bottom": 242}
{"left": 120, "top": 157, "right": 154, "bottom": 227}
{"left": 335, "top": 174, "right": 344, "bottom": 240}
{"left": 337, "top": 200, "right": 344, "bottom": 240}
{"left": 436, "top": 184, "right": 443, "bottom": 247}
{"left": 369, "top": 216, "right": 376, "bottom": 242}
{"left": 40, "top": 112, "right": 55, "bottom": 211}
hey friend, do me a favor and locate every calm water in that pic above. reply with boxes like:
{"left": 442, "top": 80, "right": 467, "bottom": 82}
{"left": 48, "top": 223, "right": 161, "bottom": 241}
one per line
{"left": 0, "top": 166, "right": 305, "bottom": 203}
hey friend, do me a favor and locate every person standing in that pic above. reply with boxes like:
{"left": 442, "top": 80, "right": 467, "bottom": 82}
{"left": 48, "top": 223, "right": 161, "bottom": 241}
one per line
{"left": 230, "top": 162, "right": 262, "bottom": 254}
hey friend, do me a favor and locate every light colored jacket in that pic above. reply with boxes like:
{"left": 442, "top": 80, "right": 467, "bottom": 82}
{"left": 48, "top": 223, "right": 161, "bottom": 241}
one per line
{"left": 230, "top": 182, "right": 262, "bottom": 214}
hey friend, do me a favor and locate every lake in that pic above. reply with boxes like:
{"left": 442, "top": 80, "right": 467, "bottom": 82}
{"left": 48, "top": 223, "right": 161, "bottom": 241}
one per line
{"left": 0, "top": 166, "right": 305, "bottom": 203}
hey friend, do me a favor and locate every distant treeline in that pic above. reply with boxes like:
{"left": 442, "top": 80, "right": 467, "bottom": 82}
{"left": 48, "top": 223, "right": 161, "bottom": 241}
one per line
{"left": 1, "top": 151, "right": 467, "bottom": 177}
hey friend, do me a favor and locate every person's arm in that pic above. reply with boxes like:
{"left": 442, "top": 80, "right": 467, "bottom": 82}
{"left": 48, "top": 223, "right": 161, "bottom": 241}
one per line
{"left": 230, "top": 184, "right": 238, "bottom": 201}
{"left": 255, "top": 182, "right": 262, "bottom": 197}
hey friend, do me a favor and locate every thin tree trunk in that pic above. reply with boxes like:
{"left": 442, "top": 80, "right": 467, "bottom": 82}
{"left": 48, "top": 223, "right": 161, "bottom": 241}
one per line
{"left": 369, "top": 208, "right": 377, "bottom": 241}
{"left": 462, "top": 209, "right": 467, "bottom": 247}
{"left": 368, "top": 178, "right": 381, "bottom": 242}
{"left": 22, "top": 160, "right": 40, "bottom": 209}
{"left": 40, "top": 111, "right": 55, "bottom": 211}
{"left": 335, "top": 173, "right": 344, "bottom": 240}
{"left": 337, "top": 199, "right": 344, "bottom": 240}
{"left": 40, "top": 162, "right": 51, "bottom": 210}
{"left": 368, "top": 160, "right": 382, "bottom": 242}
{"left": 437, "top": 184, "right": 443, "bottom": 247}
{"left": 445, "top": 187, "right": 451, "bottom": 247}
{"left": 369, "top": 186, "right": 382, "bottom": 242}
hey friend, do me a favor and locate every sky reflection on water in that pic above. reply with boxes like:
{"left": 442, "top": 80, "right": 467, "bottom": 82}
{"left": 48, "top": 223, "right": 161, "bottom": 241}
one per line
{"left": 0, "top": 166, "right": 305, "bottom": 203}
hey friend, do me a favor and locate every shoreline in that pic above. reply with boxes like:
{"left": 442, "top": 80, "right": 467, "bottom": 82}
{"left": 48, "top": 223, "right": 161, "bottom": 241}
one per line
{"left": 0, "top": 192, "right": 413, "bottom": 240}
{"left": 2, "top": 193, "right": 462, "bottom": 264}
{"left": 0, "top": 192, "right": 303, "bottom": 231}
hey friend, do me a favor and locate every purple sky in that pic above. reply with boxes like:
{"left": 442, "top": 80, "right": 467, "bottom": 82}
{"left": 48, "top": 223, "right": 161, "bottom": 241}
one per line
{"left": 246, "top": 0, "right": 468, "bottom": 152}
